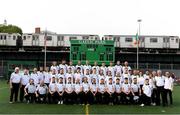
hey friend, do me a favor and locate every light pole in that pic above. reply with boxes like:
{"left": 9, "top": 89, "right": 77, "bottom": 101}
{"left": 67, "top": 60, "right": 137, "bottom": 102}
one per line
{"left": 137, "top": 19, "right": 142, "bottom": 70}
{"left": 44, "top": 29, "right": 47, "bottom": 70}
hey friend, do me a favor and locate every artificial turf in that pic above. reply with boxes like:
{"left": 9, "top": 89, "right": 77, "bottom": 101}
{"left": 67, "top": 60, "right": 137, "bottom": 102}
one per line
{"left": 0, "top": 80, "right": 180, "bottom": 114}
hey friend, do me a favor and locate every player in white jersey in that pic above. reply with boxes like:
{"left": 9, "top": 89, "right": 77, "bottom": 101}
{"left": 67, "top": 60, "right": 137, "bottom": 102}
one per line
{"left": 44, "top": 67, "right": 51, "bottom": 86}
{"left": 114, "top": 61, "right": 123, "bottom": 76}
{"left": 65, "top": 67, "right": 74, "bottom": 84}
{"left": 96, "top": 78, "right": 106, "bottom": 104}
{"left": 83, "top": 69, "right": 91, "bottom": 84}
{"left": 155, "top": 70, "right": 165, "bottom": 106}
{"left": 50, "top": 68, "right": 58, "bottom": 83}
{"left": 90, "top": 68, "right": 98, "bottom": 84}
{"left": 164, "top": 72, "right": 174, "bottom": 106}
{"left": 67, "top": 60, "right": 76, "bottom": 74}
{"left": 137, "top": 71, "right": 145, "bottom": 93}
{"left": 114, "top": 77, "right": 121, "bottom": 105}
{"left": 9, "top": 67, "right": 21, "bottom": 103}
{"left": 83, "top": 60, "right": 92, "bottom": 75}
{"left": 24, "top": 79, "right": 36, "bottom": 104}
{"left": 100, "top": 62, "right": 107, "bottom": 76}
{"left": 122, "top": 69, "right": 131, "bottom": 83}
{"left": 35, "top": 80, "right": 48, "bottom": 103}
{"left": 57, "top": 68, "right": 65, "bottom": 83}
{"left": 98, "top": 69, "right": 105, "bottom": 83}
{"left": 30, "top": 68, "right": 40, "bottom": 86}
{"left": 122, "top": 61, "right": 131, "bottom": 74}
{"left": 74, "top": 67, "right": 83, "bottom": 84}
{"left": 151, "top": 71, "right": 157, "bottom": 106}
{"left": 48, "top": 77, "right": 58, "bottom": 104}
{"left": 74, "top": 79, "right": 83, "bottom": 104}
{"left": 59, "top": 60, "right": 68, "bottom": 75}
{"left": 56, "top": 77, "right": 65, "bottom": 104}
{"left": 131, "top": 77, "right": 141, "bottom": 104}
{"left": 50, "top": 61, "right": 58, "bottom": 74}
{"left": 92, "top": 61, "right": 99, "bottom": 75}
{"left": 64, "top": 77, "right": 74, "bottom": 104}
{"left": 20, "top": 68, "right": 30, "bottom": 102}
{"left": 37, "top": 67, "right": 44, "bottom": 82}
{"left": 140, "top": 78, "right": 152, "bottom": 106}
{"left": 104, "top": 78, "right": 115, "bottom": 105}
{"left": 90, "top": 78, "right": 98, "bottom": 104}
{"left": 76, "top": 60, "right": 83, "bottom": 74}
{"left": 107, "top": 61, "right": 115, "bottom": 78}
{"left": 82, "top": 77, "right": 92, "bottom": 105}
{"left": 143, "top": 70, "right": 150, "bottom": 79}
{"left": 121, "top": 77, "right": 132, "bottom": 104}
{"left": 105, "top": 71, "right": 114, "bottom": 85}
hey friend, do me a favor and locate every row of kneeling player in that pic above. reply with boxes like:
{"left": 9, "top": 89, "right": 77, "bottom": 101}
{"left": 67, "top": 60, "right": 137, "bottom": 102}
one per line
{"left": 23, "top": 76, "right": 156, "bottom": 106}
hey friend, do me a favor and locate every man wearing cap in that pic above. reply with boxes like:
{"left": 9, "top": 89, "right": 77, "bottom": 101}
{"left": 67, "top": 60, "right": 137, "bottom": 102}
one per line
{"left": 9, "top": 67, "right": 21, "bottom": 103}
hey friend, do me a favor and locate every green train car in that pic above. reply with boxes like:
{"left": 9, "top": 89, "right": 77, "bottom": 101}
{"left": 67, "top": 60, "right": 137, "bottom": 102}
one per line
{"left": 70, "top": 40, "right": 115, "bottom": 65}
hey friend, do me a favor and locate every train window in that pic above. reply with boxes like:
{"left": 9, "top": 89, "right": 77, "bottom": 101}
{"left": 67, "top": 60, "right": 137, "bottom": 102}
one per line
{"left": 114, "top": 37, "right": 120, "bottom": 42}
{"left": 58, "top": 36, "right": 64, "bottom": 41}
{"left": 139, "top": 37, "right": 144, "bottom": 42}
{"left": 23, "top": 36, "right": 26, "bottom": 40}
{"left": 27, "top": 36, "right": 31, "bottom": 38}
{"left": 4, "top": 35, "right": 6, "bottom": 40}
{"left": 70, "top": 37, "right": 77, "bottom": 40}
{"left": 0, "top": 36, "right": 2, "bottom": 40}
{"left": 83, "top": 36, "right": 89, "bottom": 40}
{"left": 95, "top": 37, "right": 98, "bottom": 40}
{"left": 176, "top": 38, "right": 178, "bottom": 43}
{"left": 13, "top": 36, "right": 16, "bottom": 40}
{"left": 125, "top": 37, "right": 132, "bottom": 42}
{"left": 46, "top": 36, "right": 52, "bottom": 41}
{"left": 150, "top": 38, "right": 157, "bottom": 43}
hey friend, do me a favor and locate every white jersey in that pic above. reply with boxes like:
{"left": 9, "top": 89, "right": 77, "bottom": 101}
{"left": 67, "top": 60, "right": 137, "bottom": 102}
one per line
{"left": 49, "top": 83, "right": 57, "bottom": 92}
{"left": 21, "top": 74, "right": 30, "bottom": 86}
{"left": 98, "top": 83, "right": 106, "bottom": 93}
{"left": 122, "top": 66, "right": 131, "bottom": 74}
{"left": 82, "top": 82, "right": 90, "bottom": 92}
{"left": 100, "top": 66, "right": 107, "bottom": 76}
{"left": 36, "top": 84, "right": 48, "bottom": 94}
{"left": 74, "top": 83, "right": 82, "bottom": 92}
{"left": 75, "top": 65, "right": 83, "bottom": 73}
{"left": 74, "top": 73, "right": 83, "bottom": 83}
{"left": 25, "top": 83, "right": 36, "bottom": 93}
{"left": 143, "top": 84, "right": 152, "bottom": 97}
{"left": 114, "top": 65, "right": 123, "bottom": 75}
{"left": 57, "top": 74, "right": 65, "bottom": 83}
{"left": 106, "top": 83, "right": 115, "bottom": 93}
{"left": 50, "top": 73, "right": 58, "bottom": 83}
{"left": 138, "top": 76, "right": 145, "bottom": 85}
{"left": 30, "top": 73, "right": 40, "bottom": 85}
{"left": 44, "top": 72, "right": 51, "bottom": 84}
{"left": 90, "top": 74, "right": 98, "bottom": 84}
{"left": 56, "top": 83, "right": 64, "bottom": 92}
{"left": 10, "top": 72, "right": 21, "bottom": 83}
{"left": 65, "top": 83, "right": 73, "bottom": 92}
{"left": 155, "top": 76, "right": 165, "bottom": 87}
{"left": 131, "top": 83, "right": 140, "bottom": 93}
{"left": 90, "top": 83, "right": 97, "bottom": 92}
{"left": 114, "top": 83, "right": 121, "bottom": 93}
{"left": 65, "top": 73, "right": 73, "bottom": 83}
{"left": 92, "top": 66, "right": 99, "bottom": 75}
{"left": 83, "top": 74, "right": 91, "bottom": 84}
{"left": 50, "top": 65, "right": 59, "bottom": 74}
{"left": 59, "top": 64, "right": 67, "bottom": 75}
{"left": 122, "top": 83, "right": 130, "bottom": 93}
{"left": 67, "top": 65, "right": 76, "bottom": 74}
{"left": 164, "top": 77, "right": 174, "bottom": 90}
{"left": 83, "top": 65, "right": 92, "bottom": 74}
{"left": 107, "top": 66, "right": 115, "bottom": 77}
{"left": 37, "top": 71, "right": 44, "bottom": 82}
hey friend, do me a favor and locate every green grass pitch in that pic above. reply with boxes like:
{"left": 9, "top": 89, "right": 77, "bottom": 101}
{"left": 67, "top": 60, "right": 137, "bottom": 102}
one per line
{"left": 0, "top": 80, "right": 180, "bottom": 114}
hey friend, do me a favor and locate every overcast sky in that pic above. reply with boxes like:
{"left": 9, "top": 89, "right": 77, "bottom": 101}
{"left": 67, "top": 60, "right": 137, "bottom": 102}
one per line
{"left": 0, "top": 0, "right": 180, "bottom": 36}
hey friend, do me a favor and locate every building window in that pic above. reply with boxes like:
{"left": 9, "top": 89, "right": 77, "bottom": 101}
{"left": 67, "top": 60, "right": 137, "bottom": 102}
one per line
{"left": 125, "top": 37, "right": 132, "bottom": 42}
{"left": 72, "top": 53, "right": 77, "bottom": 60}
{"left": 80, "top": 53, "right": 86, "bottom": 60}
{"left": 106, "top": 47, "right": 111, "bottom": 52}
{"left": 46, "top": 36, "right": 52, "bottom": 41}
{"left": 150, "top": 38, "right": 158, "bottom": 43}
{"left": 73, "top": 47, "right": 79, "bottom": 52}
{"left": 106, "top": 53, "right": 113, "bottom": 61}
{"left": 99, "top": 53, "right": 104, "bottom": 61}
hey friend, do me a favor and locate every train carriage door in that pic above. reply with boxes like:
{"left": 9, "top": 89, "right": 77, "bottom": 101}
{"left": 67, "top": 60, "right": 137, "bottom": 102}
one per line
{"left": 57, "top": 36, "right": 61, "bottom": 46}
{"left": 32, "top": 35, "right": 39, "bottom": 46}
{"left": 163, "top": 37, "right": 170, "bottom": 48}
{"left": 139, "top": 36, "right": 145, "bottom": 48}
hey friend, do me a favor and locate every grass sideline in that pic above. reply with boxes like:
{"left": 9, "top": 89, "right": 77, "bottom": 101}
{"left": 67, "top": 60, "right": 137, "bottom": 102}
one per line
{"left": 0, "top": 80, "right": 180, "bottom": 114}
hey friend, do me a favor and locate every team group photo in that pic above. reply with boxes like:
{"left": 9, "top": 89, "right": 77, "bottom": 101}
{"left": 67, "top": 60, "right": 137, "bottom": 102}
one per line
{"left": 9, "top": 60, "right": 174, "bottom": 107}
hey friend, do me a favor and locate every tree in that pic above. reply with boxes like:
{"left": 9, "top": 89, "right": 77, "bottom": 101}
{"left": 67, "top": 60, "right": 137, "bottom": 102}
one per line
{"left": 0, "top": 24, "right": 23, "bottom": 35}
